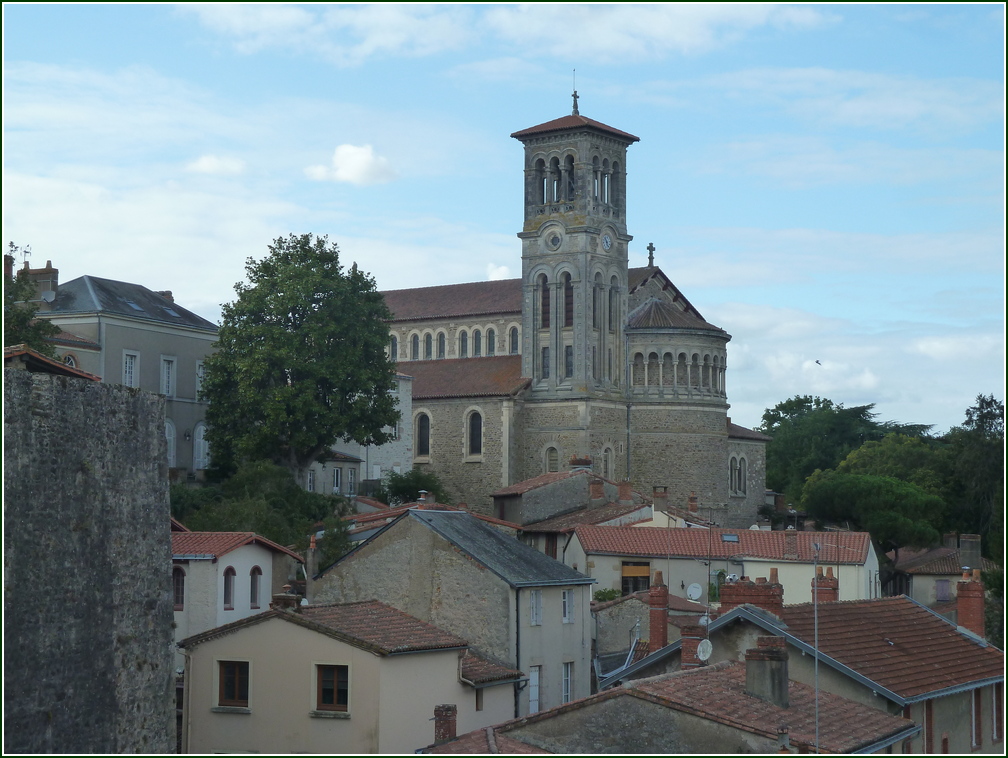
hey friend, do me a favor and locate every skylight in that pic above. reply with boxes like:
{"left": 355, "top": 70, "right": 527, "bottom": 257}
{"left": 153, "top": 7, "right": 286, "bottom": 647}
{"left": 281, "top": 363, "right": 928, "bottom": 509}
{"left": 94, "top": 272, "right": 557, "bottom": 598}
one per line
{"left": 721, "top": 534, "right": 739, "bottom": 543}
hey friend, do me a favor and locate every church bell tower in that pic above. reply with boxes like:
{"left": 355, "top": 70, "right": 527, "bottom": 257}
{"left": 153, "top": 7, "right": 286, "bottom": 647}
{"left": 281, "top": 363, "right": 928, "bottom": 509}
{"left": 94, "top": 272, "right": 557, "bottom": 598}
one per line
{"left": 511, "top": 94, "right": 639, "bottom": 398}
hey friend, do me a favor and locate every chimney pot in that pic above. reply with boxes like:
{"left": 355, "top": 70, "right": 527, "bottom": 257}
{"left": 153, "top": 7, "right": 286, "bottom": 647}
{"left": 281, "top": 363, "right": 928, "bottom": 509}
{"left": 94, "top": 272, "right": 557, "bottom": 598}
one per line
{"left": 769, "top": 567, "right": 779, "bottom": 585}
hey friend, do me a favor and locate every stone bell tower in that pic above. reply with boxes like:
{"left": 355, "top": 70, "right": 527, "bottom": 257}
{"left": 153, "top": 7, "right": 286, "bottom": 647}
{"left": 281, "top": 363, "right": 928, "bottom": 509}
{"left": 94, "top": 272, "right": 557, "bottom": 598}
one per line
{"left": 511, "top": 94, "right": 639, "bottom": 400}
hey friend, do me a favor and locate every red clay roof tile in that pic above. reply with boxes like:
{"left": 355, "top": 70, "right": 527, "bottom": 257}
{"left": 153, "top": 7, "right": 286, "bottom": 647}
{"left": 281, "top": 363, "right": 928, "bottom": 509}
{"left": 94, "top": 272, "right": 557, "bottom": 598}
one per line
{"left": 405, "top": 356, "right": 529, "bottom": 399}
{"left": 171, "top": 531, "right": 303, "bottom": 563}
{"left": 301, "top": 600, "right": 469, "bottom": 655}
{"left": 575, "top": 525, "right": 870, "bottom": 564}
{"left": 888, "top": 546, "right": 999, "bottom": 575}
{"left": 382, "top": 279, "right": 521, "bottom": 322}
{"left": 510, "top": 114, "right": 640, "bottom": 143}
{"left": 523, "top": 501, "right": 651, "bottom": 533}
{"left": 460, "top": 650, "right": 523, "bottom": 685}
{"left": 780, "top": 596, "right": 1004, "bottom": 699}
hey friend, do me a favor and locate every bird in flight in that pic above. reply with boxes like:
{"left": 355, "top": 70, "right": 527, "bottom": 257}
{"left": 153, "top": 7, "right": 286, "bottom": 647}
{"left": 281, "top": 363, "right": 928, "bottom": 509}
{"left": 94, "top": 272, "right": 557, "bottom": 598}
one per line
{"left": 815, "top": 360, "right": 822, "bottom": 365}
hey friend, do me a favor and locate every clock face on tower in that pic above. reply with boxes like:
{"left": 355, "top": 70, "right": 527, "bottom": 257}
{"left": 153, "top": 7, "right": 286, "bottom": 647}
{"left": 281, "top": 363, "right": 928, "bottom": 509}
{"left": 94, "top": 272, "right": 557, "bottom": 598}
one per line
{"left": 602, "top": 234, "right": 613, "bottom": 251}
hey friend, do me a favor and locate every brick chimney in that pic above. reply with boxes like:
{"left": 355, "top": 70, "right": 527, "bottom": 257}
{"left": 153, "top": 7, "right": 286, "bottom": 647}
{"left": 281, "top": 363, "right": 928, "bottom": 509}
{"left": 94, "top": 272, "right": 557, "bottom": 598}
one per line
{"left": 570, "top": 454, "right": 592, "bottom": 471}
{"left": 719, "top": 573, "right": 784, "bottom": 616}
{"left": 957, "top": 569, "right": 985, "bottom": 638}
{"left": 270, "top": 584, "right": 301, "bottom": 613}
{"left": 745, "top": 636, "right": 789, "bottom": 708}
{"left": 156, "top": 290, "right": 175, "bottom": 303}
{"left": 687, "top": 491, "right": 698, "bottom": 513}
{"left": 680, "top": 624, "right": 705, "bottom": 668}
{"left": 652, "top": 485, "right": 668, "bottom": 502}
{"left": 3, "top": 253, "right": 13, "bottom": 281}
{"left": 589, "top": 477, "right": 606, "bottom": 506}
{"left": 783, "top": 530, "right": 798, "bottom": 560}
{"left": 812, "top": 566, "right": 839, "bottom": 603}
{"left": 618, "top": 479, "right": 632, "bottom": 504}
{"left": 433, "top": 704, "right": 457, "bottom": 743}
{"left": 649, "top": 571, "right": 669, "bottom": 650}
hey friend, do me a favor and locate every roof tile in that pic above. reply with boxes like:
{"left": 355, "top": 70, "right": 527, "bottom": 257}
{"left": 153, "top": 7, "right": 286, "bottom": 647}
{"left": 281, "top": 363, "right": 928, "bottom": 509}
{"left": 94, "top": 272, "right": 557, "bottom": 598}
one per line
{"left": 171, "top": 531, "right": 303, "bottom": 562}
{"left": 404, "top": 356, "right": 529, "bottom": 399}
{"left": 301, "top": 600, "right": 468, "bottom": 655}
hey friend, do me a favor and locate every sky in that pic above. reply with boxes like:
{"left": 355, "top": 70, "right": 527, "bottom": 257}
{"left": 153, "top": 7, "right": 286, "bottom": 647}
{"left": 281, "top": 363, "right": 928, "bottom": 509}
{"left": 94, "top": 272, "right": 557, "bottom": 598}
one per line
{"left": 3, "top": 3, "right": 1004, "bottom": 434}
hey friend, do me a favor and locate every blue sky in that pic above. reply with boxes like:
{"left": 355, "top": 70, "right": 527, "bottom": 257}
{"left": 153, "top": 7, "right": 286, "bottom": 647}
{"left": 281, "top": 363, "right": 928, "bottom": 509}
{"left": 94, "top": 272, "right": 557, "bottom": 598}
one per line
{"left": 3, "top": 3, "right": 1004, "bottom": 433}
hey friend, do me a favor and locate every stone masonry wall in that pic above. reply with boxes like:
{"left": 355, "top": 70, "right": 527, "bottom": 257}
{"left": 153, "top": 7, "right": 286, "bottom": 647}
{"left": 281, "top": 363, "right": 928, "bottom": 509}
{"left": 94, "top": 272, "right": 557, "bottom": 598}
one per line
{"left": 3, "top": 370, "right": 175, "bottom": 754}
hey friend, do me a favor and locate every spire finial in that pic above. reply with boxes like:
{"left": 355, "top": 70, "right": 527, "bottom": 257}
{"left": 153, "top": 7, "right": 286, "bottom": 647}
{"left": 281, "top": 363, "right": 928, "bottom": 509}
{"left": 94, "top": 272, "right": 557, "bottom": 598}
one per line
{"left": 572, "top": 69, "right": 579, "bottom": 115}
{"left": 647, "top": 242, "right": 656, "bottom": 267}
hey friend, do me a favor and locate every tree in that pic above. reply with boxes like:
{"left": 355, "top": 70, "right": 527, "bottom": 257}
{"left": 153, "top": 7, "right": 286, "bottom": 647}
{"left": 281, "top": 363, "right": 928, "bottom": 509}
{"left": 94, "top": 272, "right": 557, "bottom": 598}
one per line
{"left": 201, "top": 234, "right": 399, "bottom": 484}
{"left": 373, "top": 468, "right": 450, "bottom": 506}
{"left": 3, "top": 242, "right": 59, "bottom": 356}
{"left": 944, "top": 394, "right": 1004, "bottom": 558}
{"left": 759, "top": 395, "right": 930, "bottom": 506}
{"left": 837, "top": 434, "right": 948, "bottom": 498}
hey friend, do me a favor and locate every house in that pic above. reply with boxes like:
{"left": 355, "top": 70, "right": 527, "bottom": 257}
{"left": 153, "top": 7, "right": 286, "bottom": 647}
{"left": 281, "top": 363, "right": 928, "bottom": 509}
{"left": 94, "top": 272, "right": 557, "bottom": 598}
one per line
{"left": 373, "top": 102, "right": 769, "bottom": 522}
{"left": 311, "top": 508, "right": 596, "bottom": 717}
{"left": 178, "top": 599, "right": 521, "bottom": 754}
{"left": 567, "top": 524, "right": 880, "bottom": 603}
{"left": 603, "top": 570, "right": 1004, "bottom": 755}
{"left": 422, "top": 636, "right": 919, "bottom": 754}
{"left": 887, "top": 532, "right": 998, "bottom": 608}
{"left": 9, "top": 255, "right": 219, "bottom": 481}
{"left": 171, "top": 530, "right": 303, "bottom": 669}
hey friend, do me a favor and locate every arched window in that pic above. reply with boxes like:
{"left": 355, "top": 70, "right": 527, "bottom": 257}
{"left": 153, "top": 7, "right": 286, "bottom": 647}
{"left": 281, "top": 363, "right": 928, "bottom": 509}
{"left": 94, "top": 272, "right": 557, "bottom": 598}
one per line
{"left": 165, "top": 419, "right": 176, "bottom": 469}
{"left": 608, "top": 280, "right": 618, "bottom": 332}
{"left": 486, "top": 329, "right": 495, "bottom": 356}
{"left": 416, "top": 413, "right": 430, "bottom": 458}
{"left": 468, "top": 412, "right": 483, "bottom": 456}
{"left": 632, "top": 353, "right": 645, "bottom": 386}
{"left": 250, "top": 566, "right": 262, "bottom": 609}
{"left": 729, "top": 457, "right": 739, "bottom": 495}
{"left": 738, "top": 458, "right": 747, "bottom": 495}
{"left": 647, "top": 352, "right": 660, "bottom": 387}
{"left": 411, "top": 334, "right": 420, "bottom": 360}
{"left": 550, "top": 157, "right": 561, "bottom": 202}
{"left": 437, "top": 333, "right": 446, "bottom": 359}
{"left": 459, "top": 331, "right": 468, "bottom": 358}
{"left": 564, "top": 154, "right": 575, "bottom": 200}
{"left": 702, "top": 355, "right": 711, "bottom": 388}
{"left": 173, "top": 566, "right": 185, "bottom": 611}
{"left": 538, "top": 274, "right": 550, "bottom": 328}
{"left": 562, "top": 273, "right": 574, "bottom": 328}
{"left": 546, "top": 447, "right": 559, "bottom": 473}
{"left": 602, "top": 159, "right": 611, "bottom": 203}
{"left": 424, "top": 334, "right": 433, "bottom": 360}
{"left": 509, "top": 326, "right": 519, "bottom": 354}
{"left": 193, "top": 423, "right": 209, "bottom": 471}
{"left": 602, "top": 447, "right": 613, "bottom": 480}
{"left": 223, "top": 567, "right": 236, "bottom": 610}
{"left": 390, "top": 335, "right": 398, "bottom": 360}
{"left": 473, "top": 330, "right": 482, "bottom": 357}
{"left": 691, "top": 354, "right": 701, "bottom": 388}
{"left": 662, "top": 353, "right": 675, "bottom": 386}
{"left": 593, "top": 156, "right": 600, "bottom": 199}
{"left": 63, "top": 353, "right": 78, "bottom": 368}
{"left": 535, "top": 158, "right": 547, "bottom": 204}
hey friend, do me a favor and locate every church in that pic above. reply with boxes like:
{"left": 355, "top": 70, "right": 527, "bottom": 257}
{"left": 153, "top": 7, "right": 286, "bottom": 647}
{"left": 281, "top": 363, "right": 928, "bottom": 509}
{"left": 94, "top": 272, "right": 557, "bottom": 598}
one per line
{"left": 377, "top": 97, "right": 768, "bottom": 527}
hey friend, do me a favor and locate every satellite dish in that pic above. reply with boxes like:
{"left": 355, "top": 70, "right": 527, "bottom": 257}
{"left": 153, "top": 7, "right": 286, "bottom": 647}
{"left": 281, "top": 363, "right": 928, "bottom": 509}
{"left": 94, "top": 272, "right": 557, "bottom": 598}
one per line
{"left": 698, "top": 614, "right": 711, "bottom": 627}
{"left": 697, "top": 639, "right": 713, "bottom": 661}
{"left": 749, "top": 524, "right": 761, "bottom": 530}
{"left": 686, "top": 583, "right": 703, "bottom": 601}
{"left": 726, "top": 573, "right": 739, "bottom": 583}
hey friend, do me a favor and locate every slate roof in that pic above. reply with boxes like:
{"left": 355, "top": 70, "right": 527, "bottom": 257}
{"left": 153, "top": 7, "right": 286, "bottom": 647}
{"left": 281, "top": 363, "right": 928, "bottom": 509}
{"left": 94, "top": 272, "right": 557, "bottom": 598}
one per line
{"left": 522, "top": 501, "right": 652, "bottom": 533}
{"left": 574, "top": 525, "right": 871, "bottom": 565}
{"left": 344, "top": 503, "right": 519, "bottom": 533}
{"left": 382, "top": 279, "right": 522, "bottom": 322}
{"left": 402, "top": 510, "right": 594, "bottom": 588}
{"left": 887, "top": 546, "right": 999, "bottom": 575}
{"left": 627, "top": 266, "right": 708, "bottom": 322}
{"left": 728, "top": 420, "right": 772, "bottom": 442}
{"left": 626, "top": 296, "right": 726, "bottom": 334}
{"left": 780, "top": 596, "right": 1005, "bottom": 700}
{"left": 3, "top": 344, "right": 101, "bottom": 381}
{"left": 510, "top": 114, "right": 640, "bottom": 143}
{"left": 405, "top": 356, "right": 529, "bottom": 399}
{"left": 171, "top": 531, "right": 303, "bottom": 563}
{"left": 179, "top": 600, "right": 469, "bottom": 656}
{"left": 427, "top": 659, "right": 917, "bottom": 754}
{"left": 46, "top": 275, "right": 217, "bottom": 331}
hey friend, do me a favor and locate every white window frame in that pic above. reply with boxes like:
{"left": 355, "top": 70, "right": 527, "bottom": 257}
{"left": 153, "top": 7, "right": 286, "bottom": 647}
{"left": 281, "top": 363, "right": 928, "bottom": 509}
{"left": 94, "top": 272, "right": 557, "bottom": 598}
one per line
{"left": 530, "top": 589, "right": 542, "bottom": 626}
{"left": 307, "top": 469, "right": 315, "bottom": 492}
{"left": 562, "top": 589, "right": 574, "bottom": 624}
{"left": 333, "top": 467, "right": 342, "bottom": 494}
{"left": 160, "top": 355, "right": 176, "bottom": 397}
{"left": 195, "top": 360, "right": 205, "bottom": 398}
{"left": 122, "top": 350, "right": 139, "bottom": 388}
{"left": 193, "top": 422, "right": 209, "bottom": 471}
{"left": 348, "top": 468, "right": 355, "bottom": 495}
{"left": 562, "top": 662, "right": 573, "bottom": 704}
{"left": 528, "top": 665, "right": 540, "bottom": 713}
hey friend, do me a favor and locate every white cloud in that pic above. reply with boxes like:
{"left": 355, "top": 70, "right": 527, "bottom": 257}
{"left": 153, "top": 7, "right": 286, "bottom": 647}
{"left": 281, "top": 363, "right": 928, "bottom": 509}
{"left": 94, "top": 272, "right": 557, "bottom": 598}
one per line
{"left": 486, "top": 263, "right": 511, "bottom": 280}
{"left": 305, "top": 144, "right": 397, "bottom": 186}
{"left": 186, "top": 154, "right": 246, "bottom": 175}
{"left": 908, "top": 334, "right": 1005, "bottom": 361}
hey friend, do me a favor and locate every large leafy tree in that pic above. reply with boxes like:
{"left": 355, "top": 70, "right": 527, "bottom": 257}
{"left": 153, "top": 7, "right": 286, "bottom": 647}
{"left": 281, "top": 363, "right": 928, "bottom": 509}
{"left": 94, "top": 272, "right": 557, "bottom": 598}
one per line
{"left": 759, "top": 395, "right": 930, "bottom": 506}
{"left": 201, "top": 234, "right": 399, "bottom": 484}
{"left": 3, "top": 242, "right": 59, "bottom": 356}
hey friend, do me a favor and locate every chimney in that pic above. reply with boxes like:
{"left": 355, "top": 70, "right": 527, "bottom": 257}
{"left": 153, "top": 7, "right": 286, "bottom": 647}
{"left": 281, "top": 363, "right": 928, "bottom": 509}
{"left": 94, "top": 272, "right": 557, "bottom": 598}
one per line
{"left": 589, "top": 477, "right": 606, "bottom": 506}
{"left": 652, "top": 485, "right": 668, "bottom": 501}
{"left": 649, "top": 571, "right": 669, "bottom": 650}
{"left": 687, "top": 491, "right": 698, "bottom": 513}
{"left": 811, "top": 566, "right": 839, "bottom": 603}
{"left": 3, "top": 253, "right": 13, "bottom": 281}
{"left": 305, "top": 535, "right": 318, "bottom": 603}
{"left": 959, "top": 534, "right": 982, "bottom": 574}
{"left": 943, "top": 532, "right": 958, "bottom": 549}
{"left": 570, "top": 454, "right": 592, "bottom": 471}
{"left": 783, "top": 531, "right": 798, "bottom": 560}
{"left": 680, "top": 624, "right": 705, "bottom": 669}
{"left": 270, "top": 584, "right": 301, "bottom": 613}
{"left": 957, "top": 569, "right": 985, "bottom": 638}
{"left": 425, "top": 490, "right": 437, "bottom": 505}
{"left": 745, "top": 636, "right": 789, "bottom": 708}
{"left": 433, "top": 704, "right": 457, "bottom": 743}
{"left": 719, "top": 574, "right": 784, "bottom": 616}
{"left": 156, "top": 290, "right": 174, "bottom": 303}
{"left": 777, "top": 726, "right": 791, "bottom": 753}
{"left": 618, "top": 479, "right": 632, "bottom": 504}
